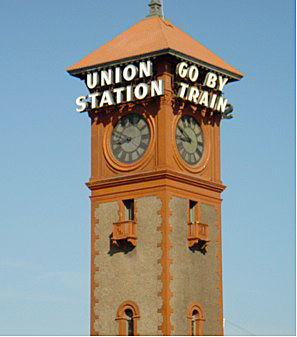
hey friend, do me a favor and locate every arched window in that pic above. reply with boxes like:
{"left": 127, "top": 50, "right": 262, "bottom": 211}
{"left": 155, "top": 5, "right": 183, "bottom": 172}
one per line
{"left": 187, "top": 302, "right": 204, "bottom": 336}
{"left": 116, "top": 301, "right": 140, "bottom": 336}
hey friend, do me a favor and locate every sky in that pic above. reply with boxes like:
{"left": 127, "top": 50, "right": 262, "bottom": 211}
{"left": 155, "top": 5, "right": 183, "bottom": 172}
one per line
{"left": 0, "top": 0, "right": 295, "bottom": 336}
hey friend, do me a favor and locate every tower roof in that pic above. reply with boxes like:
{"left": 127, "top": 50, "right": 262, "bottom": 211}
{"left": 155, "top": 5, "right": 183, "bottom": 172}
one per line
{"left": 67, "top": 17, "right": 243, "bottom": 80}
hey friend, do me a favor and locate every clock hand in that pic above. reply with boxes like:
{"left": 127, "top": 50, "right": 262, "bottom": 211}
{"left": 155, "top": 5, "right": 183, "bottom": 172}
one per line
{"left": 176, "top": 135, "right": 190, "bottom": 142}
{"left": 177, "top": 126, "right": 191, "bottom": 143}
{"left": 112, "top": 131, "right": 131, "bottom": 142}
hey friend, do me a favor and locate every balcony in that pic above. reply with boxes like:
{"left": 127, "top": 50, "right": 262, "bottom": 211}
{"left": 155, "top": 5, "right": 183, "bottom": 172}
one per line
{"left": 112, "top": 220, "right": 137, "bottom": 247}
{"left": 188, "top": 222, "right": 209, "bottom": 248}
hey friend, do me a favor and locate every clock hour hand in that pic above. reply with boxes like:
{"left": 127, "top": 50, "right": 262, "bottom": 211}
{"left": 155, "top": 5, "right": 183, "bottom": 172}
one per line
{"left": 177, "top": 126, "right": 191, "bottom": 143}
{"left": 176, "top": 135, "right": 190, "bottom": 142}
{"left": 112, "top": 131, "right": 131, "bottom": 143}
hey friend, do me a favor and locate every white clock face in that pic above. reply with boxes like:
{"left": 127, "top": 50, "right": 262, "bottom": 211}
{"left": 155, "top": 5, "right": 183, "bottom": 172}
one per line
{"left": 111, "top": 114, "right": 150, "bottom": 164}
{"left": 175, "top": 115, "right": 204, "bottom": 165}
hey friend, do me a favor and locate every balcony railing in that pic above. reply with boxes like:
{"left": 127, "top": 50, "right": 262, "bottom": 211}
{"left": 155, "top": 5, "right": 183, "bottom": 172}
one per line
{"left": 112, "top": 220, "right": 137, "bottom": 246}
{"left": 188, "top": 222, "right": 209, "bottom": 248}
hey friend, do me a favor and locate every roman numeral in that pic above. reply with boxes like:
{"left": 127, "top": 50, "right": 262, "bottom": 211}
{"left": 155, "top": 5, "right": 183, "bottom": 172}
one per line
{"left": 120, "top": 151, "right": 127, "bottom": 162}
{"left": 196, "top": 148, "right": 202, "bottom": 157}
{"left": 113, "top": 146, "right": 122, "bottom": 156}
{"left": 177, "top": 142, "right": 183, "bottom": 151}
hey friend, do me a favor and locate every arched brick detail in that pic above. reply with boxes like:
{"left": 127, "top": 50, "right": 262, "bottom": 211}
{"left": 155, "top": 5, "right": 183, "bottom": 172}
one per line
{"left": 187, "top": 302, "right": 205, "bottom": 336}
{"left": 116, "top": 301, "right": 140, "bottom": 336}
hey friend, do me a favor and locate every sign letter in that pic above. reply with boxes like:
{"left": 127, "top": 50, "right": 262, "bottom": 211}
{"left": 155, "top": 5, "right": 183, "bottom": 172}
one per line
{"left": 86, "top": 72, "right": 99, "bottom": 89}
{"left": 177, "top": 82, "right": 189, "bottom": 99}
{"left": 134, "top": 83, "right": 149, "bottom": 100}
{"left": 151, "top": 80, "right": 164, "bottom": 97}
{"left": 187, "top": 65, "right": 199, "bottom": 82}
{"left": 176, "top": 62, "right": 188, "bottom": 78}
{"left": 139, "top": 60, "right": 153, "bottom": 78}
{"left": 217, "top": 76, "right": 228, "bottom": 92}
{"left": 204, "top": 72, "right": 217, "bottom": 88}
{"left": 76, "top": 96, "right": 87, "bottom": 112}
{"left": 123, "top": 65, "right": 138, "bottom": 81}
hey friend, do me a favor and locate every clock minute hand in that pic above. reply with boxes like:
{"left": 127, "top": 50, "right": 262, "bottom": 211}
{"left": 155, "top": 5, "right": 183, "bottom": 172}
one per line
{"left": 112, "top": 131, "right": 131, "bottom": 142}
{"left": 176, "top": 135, "right": 189, "bottom": 142}
{"left": 177, "top": 126, "right": 191, "bottom": 143}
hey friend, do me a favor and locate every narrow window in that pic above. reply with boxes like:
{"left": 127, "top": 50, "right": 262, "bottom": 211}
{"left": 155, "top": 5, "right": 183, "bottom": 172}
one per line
{"left": 116, "top": 301, "right": 139, "bottom": 336}
{"left": 189, "top": 200, "right": 197, "bottom": 223}
{"left": 187, "top": 302, "right": 204, "bottom": 336}
{"left": 123, "top": 199, "right": 134, "bottom": 221}
{"left": 125, "top": 309, "right": 134, "bottom": 336}
{"left": 191, "top": 310, "right": 199, "bottom": 336}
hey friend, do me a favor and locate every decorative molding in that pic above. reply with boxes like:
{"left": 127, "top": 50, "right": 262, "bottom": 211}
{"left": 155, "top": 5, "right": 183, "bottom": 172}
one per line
{"left": 102, "top": 108, "right": 156, "bottom": 173}
{"left": 91, "top": 201, "right": 101, "bottom": 336}
{"left": 68, "top": 49, "right": 242, "bottom": 82}
{"left": 116, "top": 300, "right": 140, "bottom": 336}
{"left": 87, "top": 169, "right": 226, "bottom": 194}
{"left": 214, "top": 203, "right": 224, "bottom": 335}
{"left": 157, "top": 195, "right": 173, "bottom": 335}
{"left": 187, "top": 302, "right": 205, "bottom": 336}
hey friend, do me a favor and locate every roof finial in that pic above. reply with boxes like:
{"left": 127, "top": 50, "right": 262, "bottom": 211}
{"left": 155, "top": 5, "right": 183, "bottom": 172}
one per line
{"left": 147, "top": 0, "right": 164, "bottom": 18}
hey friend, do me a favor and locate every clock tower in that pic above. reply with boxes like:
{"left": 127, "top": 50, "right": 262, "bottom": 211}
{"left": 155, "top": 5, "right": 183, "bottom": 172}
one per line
{"left": 68, "top": 1, "right": 242, "bottom": 335}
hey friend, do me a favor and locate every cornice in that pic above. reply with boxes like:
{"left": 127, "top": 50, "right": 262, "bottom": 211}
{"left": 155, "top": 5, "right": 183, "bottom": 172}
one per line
{"left": 86, "top": 169, "right": 226, "bottom": 194}
{"left": 68, "top": 49, "right": 241, "bottom": 82}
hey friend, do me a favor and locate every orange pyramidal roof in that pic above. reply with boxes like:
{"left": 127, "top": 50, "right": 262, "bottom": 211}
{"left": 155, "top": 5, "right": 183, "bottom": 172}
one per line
{"left": 67, "top": 17, "right": 243, "bottom": 79}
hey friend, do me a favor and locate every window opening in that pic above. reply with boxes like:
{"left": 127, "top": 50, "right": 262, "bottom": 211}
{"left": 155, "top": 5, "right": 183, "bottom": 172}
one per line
{"left": 191, "top": 310, "right": 199, "bottom": 336}
{"left": 123, "top": 199, "right": 134, "bottom": 221}
{"left": 187, "top": 302, "right": 204, "bottom": 336}
{"left": 116, "top": 301, "right": 139, "bottom": 336}
{"left": 125, "top": 309, "right": 134, "bottom": 336}
{"left": 189, "top": 200, "right": 197, "bottom": 223}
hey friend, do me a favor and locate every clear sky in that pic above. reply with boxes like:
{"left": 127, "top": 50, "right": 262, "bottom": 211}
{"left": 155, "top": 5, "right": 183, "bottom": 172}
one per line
{"left": 0, "top": 0, "right": 295, "bottom": 335}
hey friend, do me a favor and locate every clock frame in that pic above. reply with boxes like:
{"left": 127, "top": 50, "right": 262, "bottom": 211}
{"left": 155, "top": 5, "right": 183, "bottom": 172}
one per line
{"left": 111, "top": 114, "right": 150, "bottom": 164}
{"left": 172, "top": 112, "right": 211, "bottom": 174}
{"left": 103, "top": 110, "right": 156, "bottom": 172}
{"left": 175, "top": 115, "right": 204, "bottom": 166}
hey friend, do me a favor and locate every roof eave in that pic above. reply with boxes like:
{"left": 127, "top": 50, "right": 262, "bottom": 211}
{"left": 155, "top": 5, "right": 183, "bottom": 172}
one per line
{"left": 67, "top": 49, "right": 243, "bottom": 82}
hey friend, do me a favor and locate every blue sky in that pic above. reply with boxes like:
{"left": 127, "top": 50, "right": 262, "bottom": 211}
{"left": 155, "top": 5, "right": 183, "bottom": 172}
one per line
{"left": 0, "top": 0, "right": 295, "bottom": 335}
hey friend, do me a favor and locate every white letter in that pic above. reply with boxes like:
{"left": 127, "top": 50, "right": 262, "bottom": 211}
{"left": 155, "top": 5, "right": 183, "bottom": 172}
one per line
{"left": 76, "top": 96, "right": 87, "bottom": 112}
{"left": 177, "top": 82, "right": 189, "bottom": 99}
{"left": 187, "top": 86, "right": 199, "bottom": 104}
{"left": 216, "top": 97, "right": 228, "bottom": 112}
{"left": 217, "top": 76, "right": 228, "bottom": 91}
{"left": 151, "top": 80, "right": 164, "bottom": 97}
{"left": 115, "top": 67, "right": 122, "bottom": 84}
{"left": 86, "top": 72, "right": 99, "bottom": 89}
{"left": 101, "top": 69, "right": 114, "bottom": 86}
{"left": 187, "top": 65, "right": 199, "bottom": 82}
{"left": 139, "top": 60, "right": 153, "bottom": 78}
{"left": 209, "top": 94, "right": 218, "bottom": 109}
{"left": 134, "top": 83, "right": 149, "bottom": 100}
{"left": 204, "top": 72, "right": 217, "bottom": 88}
{"left": 88, "top": 93, "right": 100, "bottom": 109}
{"left": 126, "top": 85, "right": 133, "bottom": 102}
{"left": 113, "top": 87, "right": 125, "bottom": 104}
{"left": 199, "top": 91, "right": 209, "bottom": 107}
{"left": 176, "top": 62, "right": 188, "bottom": 78}
{"left": 99, "top": 90, "right": 115, "bottom": 107}
{"left": 123, "top": 64, "right": 138, "bottom": 81}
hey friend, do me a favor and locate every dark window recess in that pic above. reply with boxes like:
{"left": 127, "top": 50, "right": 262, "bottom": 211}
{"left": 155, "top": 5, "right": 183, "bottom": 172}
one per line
{"left": 125, "top": 309, "right": 134, "bottom": 336}
{"left": 124, "top": 199, "right": 134, "bottom": 221}
{"left": 192, "top": 309, "right": 199, "bottom": 335}
{"left": 189, "top": 200, "right": 197, "bottom": 223}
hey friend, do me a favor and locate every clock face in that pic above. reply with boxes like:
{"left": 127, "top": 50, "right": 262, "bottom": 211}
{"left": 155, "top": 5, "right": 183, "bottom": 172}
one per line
{"left": 175, "top": 115, "right": 204, "bottom": 165}
{"left": 111, "top": 114, "right": 150, "bottom": 164}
